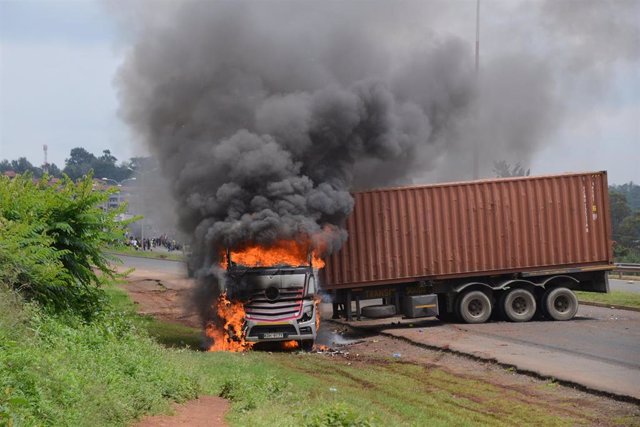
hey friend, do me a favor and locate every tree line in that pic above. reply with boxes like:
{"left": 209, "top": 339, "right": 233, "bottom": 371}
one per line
{"left": 0, "top": 147, "right": 151, "bottom": 182}
{"left": 609, "top": 184, "right": 640, "bottom": 262}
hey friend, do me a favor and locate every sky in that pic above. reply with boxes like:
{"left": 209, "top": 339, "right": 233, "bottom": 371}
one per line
{"left": 0, "top": 0, "right": 638, "bottom": 185}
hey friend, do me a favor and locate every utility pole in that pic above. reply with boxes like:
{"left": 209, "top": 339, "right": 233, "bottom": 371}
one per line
{"left": 43, "top": 144, "right": 48, "bottom": 174}
{"left": 472, "top": 0, "right": 480, "bottom": 180}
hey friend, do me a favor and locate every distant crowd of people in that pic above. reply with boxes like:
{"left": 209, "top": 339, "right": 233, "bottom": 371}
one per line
{"left": 124, "top": 232, "right": 183, "bottom": 252}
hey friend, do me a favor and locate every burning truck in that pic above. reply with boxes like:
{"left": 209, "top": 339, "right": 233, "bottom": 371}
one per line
{"left": 205, "top": 242, "right": 322, "bottom": 352}
{"left": 205, "top": 171, "right": 614, "bottom": 350}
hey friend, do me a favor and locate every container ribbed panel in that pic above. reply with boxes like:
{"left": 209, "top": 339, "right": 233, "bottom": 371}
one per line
{"left": 323, "top": 172, "right": 613, "bottom": 288}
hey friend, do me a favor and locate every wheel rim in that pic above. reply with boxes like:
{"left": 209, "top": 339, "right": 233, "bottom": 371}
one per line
{"left": 512, "top": 296, "right": 528, "bottom": 314}
{"left": 554, "top": 295, "right": 570, "bottom": 313}
{"left": 468, "top": 299, "right": 485, "bottom": 317}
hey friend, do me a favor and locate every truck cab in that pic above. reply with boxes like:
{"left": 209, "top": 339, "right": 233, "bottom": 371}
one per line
{"left": 225, "top": 264, "right": 318, "bottom": 350}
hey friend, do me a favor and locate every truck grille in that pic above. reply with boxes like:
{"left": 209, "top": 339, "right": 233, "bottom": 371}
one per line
{"left": 248, "top": 324, "right": 298, "bottom": 338}
{"left": 245, "top": 286, "right": 303, "bottom": 320}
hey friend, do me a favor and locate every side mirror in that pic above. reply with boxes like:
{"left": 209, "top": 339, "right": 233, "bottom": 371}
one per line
{"left": 307, "top": 276, "right": 316, "bottom": 296}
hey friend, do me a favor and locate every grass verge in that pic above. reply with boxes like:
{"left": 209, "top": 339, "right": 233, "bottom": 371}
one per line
{"left": 5, "top": 281, "right": 621, "bottom": 426}
{"left": 106, "top": 285, "right": 202, "bottom": 350}
{"left": 175, "top": 351, "right": 597, "bottom": 427}
{"left": 108, "top": 287, "right": 606, "bottom": 426}
{"left": 0, "top": 285, "right": 200, "bottom": 426}
{"left": 576, "top": 290, "right": 640, "bottom": 309}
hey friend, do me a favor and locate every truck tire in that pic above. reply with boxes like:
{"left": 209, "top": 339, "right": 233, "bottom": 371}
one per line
{"left": 457, "top": 290, "right": 492, "bottom": 324}
{"left": 500, "top": 288, "right": 536, "bottom": 322}
{"left": 301, "top": 340, "right": 314, "bottom": 352}
{"left": 543, "top": 287, "right": 578, "bottom": 321}
{"left": 361, "top": 304, "right": 397, "bottom": 319}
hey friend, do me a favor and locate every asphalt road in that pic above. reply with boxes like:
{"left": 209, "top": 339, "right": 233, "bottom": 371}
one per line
{"left": 329, "top": 302, "right": 640, "bottom": 400}
{"left": 118, "top": 256, "right": 640, "bottom": 399}
{"left": 115, "top": 254, "right": 186, "bottom": 275}
{"left": 609, "top": 278, "right": 640, "bottom": 293}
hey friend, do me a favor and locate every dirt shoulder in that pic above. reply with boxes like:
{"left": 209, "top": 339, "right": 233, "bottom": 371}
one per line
{"left": 319, "top": 322, "right": 640, "bottom": 425}
{"left": 118, "top": 267, "right": 201, "bottom": 328}
{"left": 134, "top": 396, "right": 228, "bottom": 427}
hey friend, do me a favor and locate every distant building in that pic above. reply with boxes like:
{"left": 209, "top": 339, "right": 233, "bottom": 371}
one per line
{"left": 92, "top": 179, "right": 133, "bottom": 212}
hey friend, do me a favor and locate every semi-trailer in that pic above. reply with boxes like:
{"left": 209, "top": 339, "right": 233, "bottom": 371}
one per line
{"left": 321, "top": 171, "right": 613, "bottom": 323}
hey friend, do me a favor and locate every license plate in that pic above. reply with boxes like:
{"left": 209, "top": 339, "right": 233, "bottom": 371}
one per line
{"left": 262, "top": 332, "right": 285, "bottom": 339}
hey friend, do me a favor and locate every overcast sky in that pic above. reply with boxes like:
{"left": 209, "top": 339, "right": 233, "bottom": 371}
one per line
{"left": 0, "top": 0, "right": 638, "bottom": 184}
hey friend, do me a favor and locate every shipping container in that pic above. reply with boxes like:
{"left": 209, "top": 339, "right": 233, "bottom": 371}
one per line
{"left": 322, "top": 171, "right": 613, "bottom": 323}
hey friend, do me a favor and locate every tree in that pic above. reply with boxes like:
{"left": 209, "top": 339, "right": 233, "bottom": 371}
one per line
{"left": 46, "top": 163, "right": 62, "bottom": 178}
{"left": 92, "top": 149, "right": 119, "bottom": 181}
{"left": 610, "top": 182, "right": 640, "bottom": 211}
{"left": 0, "top": 173, "right": 130, "bottom": 318}
{"left": 0, "top": 158, "right": 62, "bottom": 178}
{"left": 493, "top": 160, "right": 530, "bottom": 178}
{"left": 0, "top": 157, "right": 44, "bottom": 177}
{"left": 609, "top": 191, "right": 632, "bottom": 239}
{"left": 63, "top": 148, "right": 133, "bottom": 182}
{"left": 128, "top": 156, "right": 156, "bottom": 173}
{"left": 0, "top": 160, "right": 11, "bottom": 173}
{"left": 63, "top": 148, "right": 97, "bottom": 181}
{"left": 618, "top": 212, "right": 640, "bottom": 249}
{"left": 10, "top": 157, "right": 35, "bottom": 174}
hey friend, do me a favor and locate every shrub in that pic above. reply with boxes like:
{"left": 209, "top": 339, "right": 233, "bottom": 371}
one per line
{"left": 0, "top": 173, "right": 129, "bottom": 318}
{"left": 0, "top": 173, "right": 200, "bottom": 426}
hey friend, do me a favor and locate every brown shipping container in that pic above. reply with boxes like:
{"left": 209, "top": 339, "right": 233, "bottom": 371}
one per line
{"left": 322, "top": 171, "right": 613, "bottom": 289}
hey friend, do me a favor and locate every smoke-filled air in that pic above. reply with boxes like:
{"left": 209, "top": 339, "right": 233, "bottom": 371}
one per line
{"left": 115, "top": 1, "right": 639, "bottom": 324}
{"left": 117, "top": 2, "right": 473, "bottom": 270}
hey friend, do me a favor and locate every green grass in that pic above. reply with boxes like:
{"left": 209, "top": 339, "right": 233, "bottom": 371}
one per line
{"left": 103, "top": 287, "right": 602, "bottom": 426}
{"left": 107, "top": 246, "right": 185, "bottom": 262}
{"left": 2, "top": 282, "right": 615, "bottom": 426}
{"left": 106, "top": 285, "right": 202, "bottom": 350}
{"left": 168, "top": 350, "right": 596, "bottom": 426}
{"left": 576, "top": 290, "right": 640, "bottom": 309}
{"left": 0, "top": 285, "right": 200, "bottom": 426}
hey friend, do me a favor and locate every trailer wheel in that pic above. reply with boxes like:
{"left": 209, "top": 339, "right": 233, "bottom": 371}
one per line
{"left": 543, "top": 287, "right": 578, "bottom": 321}
{"left": 457, "top": 290, "right": 492, "bottom": 324}
{"left": 500, "top": 288, "right": 536, "bottom": 322}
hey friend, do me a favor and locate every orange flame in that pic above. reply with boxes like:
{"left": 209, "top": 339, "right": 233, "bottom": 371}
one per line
{"left": 208, "top": 239, "right": 326, "bottom": 352}
{"left": 281, "top": 340, "right": 300, "bottom": 350}
{"left": 222, "top": 240, "right": 325, "bottom": 269}
{"left": 314, "top": 297, "right": 321, "bottom": 331}
{"left": 315, "top": 344, "right": 330, "bottom": 352}
{"left": 206, "top": 293, "right": 254, "bottom": 352}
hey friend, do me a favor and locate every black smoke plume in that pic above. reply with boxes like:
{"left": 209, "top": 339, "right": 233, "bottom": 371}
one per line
{"left": 117, "top": 2, "right": 474, "bottom": 284}
{"left": 114, "top": 1, "right": 637, "bottom": 323}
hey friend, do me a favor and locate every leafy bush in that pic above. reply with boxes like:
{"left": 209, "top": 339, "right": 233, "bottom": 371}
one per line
{"left": 0, "top": 285, "right": 200, "bottom": 426}
{"left": 0, "top": 173, "right": 128, "bottom": 318}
